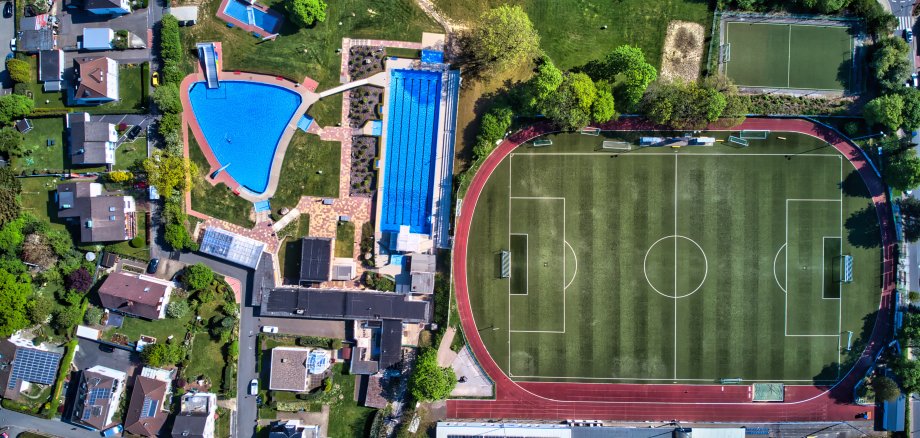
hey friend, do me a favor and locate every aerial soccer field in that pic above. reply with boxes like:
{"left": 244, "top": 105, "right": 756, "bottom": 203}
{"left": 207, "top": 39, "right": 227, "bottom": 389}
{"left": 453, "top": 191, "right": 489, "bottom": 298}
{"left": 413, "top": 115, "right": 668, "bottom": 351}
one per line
{"left": 465, "top": 131, "right": 881, "bottom": 383}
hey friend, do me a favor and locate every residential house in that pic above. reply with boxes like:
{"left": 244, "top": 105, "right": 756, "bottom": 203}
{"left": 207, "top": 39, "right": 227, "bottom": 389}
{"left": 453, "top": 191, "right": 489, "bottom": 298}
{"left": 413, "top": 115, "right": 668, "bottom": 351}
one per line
{"left": 269, "top": 347, "right": 310, "bottom": 392}
{"left": 56, "top": 182, "right": 137, "bottom": 243}
{"left": 67, "top": 112, "right": 117, "bottom": 166}
{"left": 123, "top": 376, "right": 168, "bottom": 437}
{"left": 82, "top": 28, "right": 114, "bottom": 50}
{"left": 17, "top": 29, "right": 54, "bottom": 53}
{"left": 83, "top": 0, "right": 130, "bottom": 15}
{"left": 0, "top": 343, "right": 63, "bottom": 401}
{"left": 268, "top": 420, "right": 320, "bottom": 438}
{"left": 38, "top": 49, "right": 64, "bottom": 91}
{"left": 73, "top": 56, "right": 119, "bottom": 105}
{"left": 170, "top": 392, "right": 217, "bottom": 438}
{"left": 71, "top": 366, "right": 127, "bottom": 431}
{"left": 97, "top": 271, "right": 175, "bottom": 320}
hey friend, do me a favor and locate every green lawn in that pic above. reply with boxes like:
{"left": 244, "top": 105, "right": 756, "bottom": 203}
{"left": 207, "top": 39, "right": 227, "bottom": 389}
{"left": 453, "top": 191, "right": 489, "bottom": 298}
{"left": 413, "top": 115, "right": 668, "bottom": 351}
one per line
{"left": 326, "top": 364, "right": 376, "bottom": 438}
{"left": 308, "top": 93, "right": 343, "bottom": 128}
{"left": 335, "top": 221, "right": 355, "bottom": 258}
{"left": 113, "top": 140, "right": 148, "bottom": 171}
{"left": 723, "top": 21, "right": 854, "bottom": 90}
{"left": 433, "top": 0, "right": 711, "bottom": 71}
{"left": 217, "top": 407, "right": 231, "bottom": 438}
{"left": 17, "top": 177, "right": 68, "bottom": 232}
{"left": 467, "top": 131, "right": 880, "bottom": 383}
{"left": 188, "top": 132, "right": 255, "bottom": 228}
{"left": 13, "top": 117, "right": 70, "bottom": 173}
{"left": 185, "top": 332, "right": 227, "bottom": 385}
{"left": 180, "top": 0, "right": 439, "bottom": 90}
{"left": 271, "top": 131, "right": 341, "bottom": 214}
{"left": 107, "top": 298, "right": 190, "bottom": 343}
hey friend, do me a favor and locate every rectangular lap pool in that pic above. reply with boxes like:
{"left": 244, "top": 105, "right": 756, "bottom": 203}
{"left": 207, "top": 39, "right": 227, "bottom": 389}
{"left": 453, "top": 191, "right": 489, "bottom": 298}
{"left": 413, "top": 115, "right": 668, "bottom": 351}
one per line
{"left": 222, "top": 0, "right": 282, "bottom": 35}
{"left": 380, "top": 69, "right": 443, "bottom": 234}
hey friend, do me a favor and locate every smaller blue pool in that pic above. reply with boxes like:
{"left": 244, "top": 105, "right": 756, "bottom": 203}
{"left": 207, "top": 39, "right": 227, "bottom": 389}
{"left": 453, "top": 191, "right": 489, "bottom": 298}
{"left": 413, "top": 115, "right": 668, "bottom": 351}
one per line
{"left": 188, "top": 81, "right": 302, "bottom": 194}
{"left": 223, "top": 0, "right": 282, "bottom": 34}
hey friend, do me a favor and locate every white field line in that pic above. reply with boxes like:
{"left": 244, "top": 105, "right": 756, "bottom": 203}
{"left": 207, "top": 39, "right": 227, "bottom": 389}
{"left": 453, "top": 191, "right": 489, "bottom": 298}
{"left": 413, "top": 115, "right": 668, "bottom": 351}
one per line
{"left": 674, "top": 154, "right": 679, "bottom": 380}
{"left": 511, "top": 375, "right": 836, "bottom": 383}
{"left": 774, "top": 243, "right": 787, "bottom": 294}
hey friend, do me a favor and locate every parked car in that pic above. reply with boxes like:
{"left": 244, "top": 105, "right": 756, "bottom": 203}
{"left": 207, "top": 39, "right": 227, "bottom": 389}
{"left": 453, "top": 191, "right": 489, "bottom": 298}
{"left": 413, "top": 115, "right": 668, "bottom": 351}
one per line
{"left": 151, "top": 71, "right": 159, "bottom": 87}
{"left": 261, "top": 326, "right": 279, "bottom": 333}
{"left": 127, "top": 124, "right": 142, "bottom": 140}
{"left": 8, "top": 38, "right": 14, "bottom": 51}
{"left": 249, "top": 379, "right": 258, "bottom": 395}
{"left": 907, "top": 28, "right": 914, "bottom": 43}
{"left": 3, "top": 3, "right": 12, "bottom": 18}
{"left": 146, "top": 258, "right": 160, "bottom": 274}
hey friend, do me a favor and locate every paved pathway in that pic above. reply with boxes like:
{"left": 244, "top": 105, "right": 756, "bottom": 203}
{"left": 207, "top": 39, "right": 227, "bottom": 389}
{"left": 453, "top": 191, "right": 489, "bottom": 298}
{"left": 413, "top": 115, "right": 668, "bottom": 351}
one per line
{"left": 448, "top": 117, "right": 897, "bottom": 421}
{"left": 436, "top": 326, "right": 457, "bottom": 367}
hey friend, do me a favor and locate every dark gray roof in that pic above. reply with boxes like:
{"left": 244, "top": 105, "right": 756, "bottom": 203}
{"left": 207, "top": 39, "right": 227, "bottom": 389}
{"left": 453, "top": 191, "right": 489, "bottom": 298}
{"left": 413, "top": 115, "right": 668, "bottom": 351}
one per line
{"left": 19, "top": 29, "right": 53, "bottom": 52}
{"left": 38, "top": 50, "right": 61, "bottom": 82}
{"left": 68, "top": 115, "right": 113, "bottom": 165}
{"left": 171, "top": 413, "right": 208, "bottom": 438}
{"left": 56, "top": 182, "right": 135, "bottom": 243}
{"left": 261, "top": 288, "right": 429, "bottom": 323}
{"left": 410, "top": 272, "right": 434, "bottom": 294}
{"left": 379, "top": 319, "right": 402, "bottom": 369}
{"left": 299, "top": 238, "right": 331, "bottom": 284}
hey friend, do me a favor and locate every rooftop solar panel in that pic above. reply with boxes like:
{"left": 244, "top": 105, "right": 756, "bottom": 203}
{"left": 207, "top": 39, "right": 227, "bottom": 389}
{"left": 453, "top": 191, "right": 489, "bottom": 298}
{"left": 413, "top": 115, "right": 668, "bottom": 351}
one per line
{"left": 7, "top": 348, "right": 62, "bottom": 389}
{"left": 141, "top": 398, "right": 158, "bottom": 418}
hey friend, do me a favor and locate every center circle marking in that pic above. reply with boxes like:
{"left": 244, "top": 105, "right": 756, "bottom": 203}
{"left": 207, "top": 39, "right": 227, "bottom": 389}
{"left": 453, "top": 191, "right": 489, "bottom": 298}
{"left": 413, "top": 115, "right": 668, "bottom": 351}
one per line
{"left": 642, "top": 235, "right": 708, "bottom": 299}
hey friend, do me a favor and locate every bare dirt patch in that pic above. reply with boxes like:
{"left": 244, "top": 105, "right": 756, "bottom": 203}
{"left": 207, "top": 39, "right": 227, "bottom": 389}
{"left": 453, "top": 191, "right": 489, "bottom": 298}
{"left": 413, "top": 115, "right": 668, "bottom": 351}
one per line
{"left": 660, "top": 21, "right": 705, "bottom": 83}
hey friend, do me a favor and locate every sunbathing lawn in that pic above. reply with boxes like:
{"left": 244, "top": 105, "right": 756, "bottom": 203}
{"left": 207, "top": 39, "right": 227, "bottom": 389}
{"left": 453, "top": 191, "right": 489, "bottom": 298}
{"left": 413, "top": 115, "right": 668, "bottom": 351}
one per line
{"left": 307, "top": 93, "right": 343, "bottom": 128}
{"left": 113, "top": 139, "right": 148, "bottom": 171}
{"left": 179, "top": 0, "right": 439, "bottom": 89}
{"left": 335, "top": 221, "right": 354, "bottom": 258}
{"left": 271, "top": 131, "right": 340, "bottom": 214}
{"left": 188, "top": 132, "right": 256, "bottom": 228}
{"left": 327, "top": 364, "right": 376, "bottom": 438}
{"left": 185, "top": 332, "right": 227, "bottom": 385}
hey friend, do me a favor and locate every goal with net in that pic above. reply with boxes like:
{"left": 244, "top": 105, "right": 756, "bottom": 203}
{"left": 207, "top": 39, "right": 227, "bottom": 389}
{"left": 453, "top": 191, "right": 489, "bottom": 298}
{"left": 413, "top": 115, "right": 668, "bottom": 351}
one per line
{"left": 601, "top": 141, "right": 631, "bottom": 151}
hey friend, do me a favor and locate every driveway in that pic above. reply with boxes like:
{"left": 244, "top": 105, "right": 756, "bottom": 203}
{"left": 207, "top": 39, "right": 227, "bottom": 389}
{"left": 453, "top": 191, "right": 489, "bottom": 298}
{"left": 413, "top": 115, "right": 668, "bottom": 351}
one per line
{"left": 73, "top": 338, "right": 140, "bottom": 376}
{"left": 257, "top": 317, "right": 345, "bottom": 338}
{"left": 58, "top": 2, "right": 150, "bottom": 53}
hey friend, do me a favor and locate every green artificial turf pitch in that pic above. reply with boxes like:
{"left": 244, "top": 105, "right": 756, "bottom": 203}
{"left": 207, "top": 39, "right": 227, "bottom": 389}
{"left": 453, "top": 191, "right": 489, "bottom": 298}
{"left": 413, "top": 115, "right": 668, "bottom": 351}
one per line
{"left": 722, "top": 22, "right": 854, "bottom": 91}
{"left": 466, "top": 132, "right": 881, "bottom": 383}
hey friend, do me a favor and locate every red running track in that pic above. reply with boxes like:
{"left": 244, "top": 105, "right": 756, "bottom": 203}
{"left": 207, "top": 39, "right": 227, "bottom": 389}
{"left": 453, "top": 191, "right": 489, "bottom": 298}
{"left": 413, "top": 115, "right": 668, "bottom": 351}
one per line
{"left": 448, "top": 117, "right": 896, "bottom": 422}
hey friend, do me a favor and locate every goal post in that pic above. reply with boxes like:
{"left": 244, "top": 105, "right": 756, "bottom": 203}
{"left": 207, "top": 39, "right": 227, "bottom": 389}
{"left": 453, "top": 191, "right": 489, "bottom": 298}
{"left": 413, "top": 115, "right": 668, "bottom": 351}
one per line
{"left": 580, "top": 127, "right": 601, "bottom": 136}
{"left": 721, "top": 43, "right": 731, "bottom": 63}
{"left": 601, "top": 140, "right": 631, "bottom": 151}
{"left": 533, "top": 139, "right": 553, "bottom": 147}
{"left": 740, "top": 130, "right": 769, "bottom": 139}
{"left": 728, "top": 136, "right": 749, "bottom": 147}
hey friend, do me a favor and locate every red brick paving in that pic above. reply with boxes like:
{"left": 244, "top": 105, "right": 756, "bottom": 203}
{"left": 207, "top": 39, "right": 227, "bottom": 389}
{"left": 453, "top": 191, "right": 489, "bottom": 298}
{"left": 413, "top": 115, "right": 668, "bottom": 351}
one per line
{"left": 448, "top": 117, "right": 896, "bottom": 422}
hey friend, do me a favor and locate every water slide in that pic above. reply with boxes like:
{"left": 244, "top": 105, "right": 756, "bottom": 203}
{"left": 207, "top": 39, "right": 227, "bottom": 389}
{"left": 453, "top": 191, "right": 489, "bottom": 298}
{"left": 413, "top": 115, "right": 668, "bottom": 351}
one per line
{"left": 197, "top": 43, "right": 220, "bottom": 89}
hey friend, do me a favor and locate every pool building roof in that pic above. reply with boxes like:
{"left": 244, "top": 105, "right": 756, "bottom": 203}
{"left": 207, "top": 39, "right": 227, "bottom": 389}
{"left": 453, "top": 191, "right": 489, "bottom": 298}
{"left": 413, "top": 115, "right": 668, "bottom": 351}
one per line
{"left": 299, "top": 237, "right": 332, "bottom": 285}
{"left": 199, "top": 227, "right": 266, "bottom": 269}
{"left": 261, "top": 288, "right": 430, "bottom": 323}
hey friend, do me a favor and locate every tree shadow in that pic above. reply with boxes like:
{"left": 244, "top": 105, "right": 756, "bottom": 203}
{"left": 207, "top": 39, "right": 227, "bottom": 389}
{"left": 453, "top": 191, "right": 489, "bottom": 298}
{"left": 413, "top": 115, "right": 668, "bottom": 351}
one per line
{"left": 845, "top": 204, "right": 882, "bottom": 249}
{"left": 841, "top": 171, "right": 871, "bottom": 198}
{"left": 817, "top": 310, "right": 880, "bottom": 404}
{"left": 281, "top": 238, "right": 302, "bottom": 284}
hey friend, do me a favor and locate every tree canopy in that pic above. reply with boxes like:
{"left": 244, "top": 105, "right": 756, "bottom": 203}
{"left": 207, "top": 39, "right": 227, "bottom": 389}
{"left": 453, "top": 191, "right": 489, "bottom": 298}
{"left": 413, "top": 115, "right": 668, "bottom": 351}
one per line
{"left": 153, "top": 84, "right": 182, "bottom": 114}
{"left": 864, "top": 94, "right": 905, "bottom": 131}
{"left": 0, "top": 267, "right": 32, "bottom": 337}
{"left": 0, "top": 127, "right": 24, "bottom": 157}
{"left": 465, "top": 5, "right": 540, "bottom": 77}
{"left": 642, "top": 80, "right": 728, "bottom": 129}
{"left": 0, "top": 167, "right": 21, "bottom": 228}
{"left": 872, "top": 37, "right": 912, "bottom": 93}
{"left": 408, "top": 348, "right": 456, "bottom": 402}
{"left": 143, "top": 150, "right": 197, "bottom": 195}
{"left": 883, "top": 144, "right": 920, "bottom": 191}
{"left": 902, "top": 88, "right": 920, "bottom": 131}
{"left": 288, "top": 0, "right": 327, "bottom": 27}
{"left": 583, "top": 45, "right": 657, "bottom": 109}
{"left": 473, "top": 106, "right": 513, "bottom": 160}
{"left": 872, "top": 375, "right": 901, "bottom": 402}
{"left": 183, "top": 263, "right": 214, "bottom": 291}
{"left": 900, "top": 197, "right": 920, "bottom": 242}
{"left": 141, "top": 341, "right": 185, "bottom": 367}
{"left": 0, "top": 94, "right": 34, "bottom": 125}
{"left": 5, "top": 59, "right": 30, "bottom": 84}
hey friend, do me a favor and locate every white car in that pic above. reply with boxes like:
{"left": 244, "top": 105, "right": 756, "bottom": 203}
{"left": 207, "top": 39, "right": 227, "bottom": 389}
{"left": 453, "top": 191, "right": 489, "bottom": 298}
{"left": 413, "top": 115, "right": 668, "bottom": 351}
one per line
{"left": 249, "top": 379, "right": 258, "bottom": 395}
{"left": 261, "top": 326, "right": 279, "bottom": 333}
{"left": 9, "top": 38, "right": 14, "bottom": 51}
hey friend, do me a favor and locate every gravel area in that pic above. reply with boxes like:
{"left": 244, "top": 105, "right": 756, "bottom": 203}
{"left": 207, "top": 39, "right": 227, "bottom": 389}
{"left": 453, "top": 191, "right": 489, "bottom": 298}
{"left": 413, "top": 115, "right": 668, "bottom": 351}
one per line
{"left": 350, "top": 136, "right": 377, "bottom": 197}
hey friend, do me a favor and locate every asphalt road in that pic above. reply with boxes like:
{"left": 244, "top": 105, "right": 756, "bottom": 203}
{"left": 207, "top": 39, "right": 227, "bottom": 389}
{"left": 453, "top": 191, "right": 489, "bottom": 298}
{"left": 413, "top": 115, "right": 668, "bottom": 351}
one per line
{"left": 0, "top": 407, "right": 99, "bottom": 438}
{"left": 0, "top": 0, "right": 14, "bottom": 88}
{"left": 178, "top": 252, "right": 259, "bottom": 438}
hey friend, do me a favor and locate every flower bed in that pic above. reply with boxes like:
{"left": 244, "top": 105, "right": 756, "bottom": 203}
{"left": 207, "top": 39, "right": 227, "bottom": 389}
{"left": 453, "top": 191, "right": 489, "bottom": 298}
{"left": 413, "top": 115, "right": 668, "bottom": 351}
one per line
{"left": 350, "top": 136, "right": 377, "bottom": 197}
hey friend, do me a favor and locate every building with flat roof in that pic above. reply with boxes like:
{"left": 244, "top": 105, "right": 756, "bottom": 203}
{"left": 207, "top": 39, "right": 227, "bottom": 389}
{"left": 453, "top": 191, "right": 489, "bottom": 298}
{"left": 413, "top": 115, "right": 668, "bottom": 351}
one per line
{"left": 199, "top": 227, "right": 266, "bottom": 269}
{"left": 56, "top": 182, "right": 136, "bottom": 243}
{"left": 82, "top": 28, "right": 114, "bottom": 50}
{"left": 84, "top": 0, "right": 131, "bottom": 15}
{"left": 97, "top": 271, "right": 175, "bottom": 320}
{"left": 261, "top": 288, "right": 429, "bottom": 322}
{"left": 38, "top": 49, "right": 63, "bottom": 91}
{"left": 299, "top": 237, "right": 332, "bottom": 285}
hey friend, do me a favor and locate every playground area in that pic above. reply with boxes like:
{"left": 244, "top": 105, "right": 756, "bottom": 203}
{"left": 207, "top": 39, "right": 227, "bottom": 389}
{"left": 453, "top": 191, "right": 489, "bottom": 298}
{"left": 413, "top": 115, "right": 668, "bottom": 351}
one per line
{"left": 718, "top": 16, "right": 857, "bottom": 92}
{"left": 464, "top": 129, "right": 881, "bottom": 384}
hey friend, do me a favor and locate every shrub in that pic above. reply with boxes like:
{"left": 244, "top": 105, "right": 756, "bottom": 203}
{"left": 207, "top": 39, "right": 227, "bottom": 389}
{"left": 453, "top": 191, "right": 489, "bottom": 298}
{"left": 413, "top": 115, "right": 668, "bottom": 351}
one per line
{"left": 65, "top": 267, "right": 92, "bottom": 292}
{"left": 129, "top": 235, "right": 144, "bottom": 248}
{"left": 183, "top": 263, "right": 214, "bottom": 291}
{"left": 84, "top": 306, "right": 103, "bottom": 325}
{"left": 166, "top": 300, "right": 189, "bottom": 319}
{"left": 6, "top": 59, "right": 30, "bottom": 84}
{"left": 107, "top": 170, "right": 134, "bottom": 183}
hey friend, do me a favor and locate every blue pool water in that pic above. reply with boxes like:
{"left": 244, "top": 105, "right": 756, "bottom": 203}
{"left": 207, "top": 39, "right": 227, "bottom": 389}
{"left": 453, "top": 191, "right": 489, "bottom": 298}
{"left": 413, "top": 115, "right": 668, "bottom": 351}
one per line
{"left": 223, "top": 0, "right": 282, "bottom": 34}
{"left": 188, "top": 81, "right": 302, "bottom": 194}
{"left": 381, "top": 69, "right": 442, "bottom": 234}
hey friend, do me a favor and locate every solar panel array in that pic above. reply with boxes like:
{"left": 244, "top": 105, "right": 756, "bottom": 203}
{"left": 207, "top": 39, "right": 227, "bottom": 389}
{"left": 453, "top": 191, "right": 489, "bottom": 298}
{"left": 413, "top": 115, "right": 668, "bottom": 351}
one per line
{"left": 88, "top": 387, "right": 111, "bottom": 405}
{"left": 141, "top": 398, "right": 159, "bottom": 418}
{"left": 200, "top": 227, "right": 265, "bottom": 268}
{"left": 7, "top": 348, "right": 61, "bottom": 389}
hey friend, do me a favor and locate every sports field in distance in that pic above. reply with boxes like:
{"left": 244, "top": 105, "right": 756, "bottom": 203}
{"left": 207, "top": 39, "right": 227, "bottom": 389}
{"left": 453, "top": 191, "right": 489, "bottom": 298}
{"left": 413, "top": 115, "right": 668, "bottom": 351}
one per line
{"left": 722, "top": 21, "right": 854, "bottom": 90}
{"left": 466, "top": 132, "right": 881, "bottom": 384}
